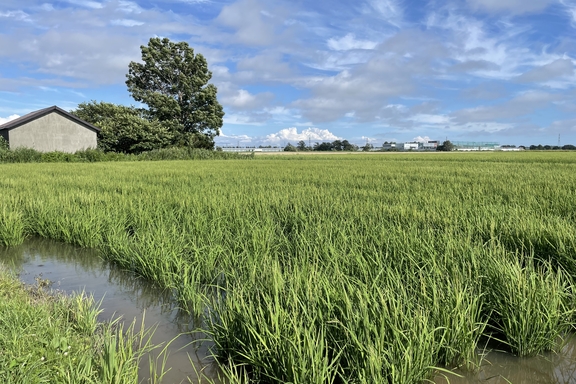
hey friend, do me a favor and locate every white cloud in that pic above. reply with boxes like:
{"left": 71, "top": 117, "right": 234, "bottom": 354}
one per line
{"left": 361, "top": 136, "right": 379, "bottom": 143}
{"left": 39, "top": 86, "right": 60, "bottom": 92}
{"left": 413, "top": 136, "right": 431, "bottom": 142}
{"left": 408, "top": 114, "right": 450, "bottom": 124}
{"left": 294, "top": 29, "right": 448, "bottom": 123}
{"left": 0, "top": 114, "right": 20, "bottom": 125}
{"left": 66, "top": 0, "right": 104, "bottom": 9}
{"left": 0, "top": 10, "right": 32, "bottom": 22}
{"left": 216, "top": 0, "right": 287, "bottom": 46}
{"left": 110, "top": 19, "right": 144, "bottom": 27}
{"left": 220, "top": 88, "right": 274, "bottom": 109}
{"left": 467, "top": 0, "right": 555, "bottom": 14}
{"left": 327, "top": 34, "right": 378, "bottom": 51}
{"left": 449, "top": 121, "right": 515, "bottom": 133}
{"left": 40, "top": 3, "right": 55, "bottom": 11}
{"left": 116, "top": 1, "right": 143, "bottom": 13}
{"left": 548, "top": 118, "right": 576, "bottom": 133}
{"left": 516, "top": 58, "right": 575, "bottom": 83}
{"left": 568, "top": 3, "right": 576, "bottom": 27}
{"left": 365, "top": 0, "right": 404, "bottom": 27}
{"left": 218, "top": 129, "right": 253, "bottom": 142}
{"left": 452, "top": 90, "right": 560, "bottom": 122}
{"left": 265, "top": 127, "right": 341, "bottom": 143}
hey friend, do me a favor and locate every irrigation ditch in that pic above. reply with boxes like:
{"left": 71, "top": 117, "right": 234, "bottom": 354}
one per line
{"left": 1, "top": 237, "right": 575, "bottom": 383}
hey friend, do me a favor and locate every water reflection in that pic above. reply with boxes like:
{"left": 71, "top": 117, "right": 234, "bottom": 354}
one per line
{"left": 0, "top": 237, "right": 219, "bottom": 384}
{"left": 434, "top": 339, "right": 576, "bottom": 384}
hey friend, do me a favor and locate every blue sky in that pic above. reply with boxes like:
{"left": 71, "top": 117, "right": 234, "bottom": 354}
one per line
{"left": 1, "top": 0, "right": 575, "bottom": 146}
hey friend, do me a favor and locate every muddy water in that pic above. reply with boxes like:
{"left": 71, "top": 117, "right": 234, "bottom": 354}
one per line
{"left": 2, "top": 238, "right": 576, "bottom": 383}
{"left": 0, "top": 238, "right": 219, "bottom": 384}
{"left": 434, "top": 341, "right": 576, "bottom": 384}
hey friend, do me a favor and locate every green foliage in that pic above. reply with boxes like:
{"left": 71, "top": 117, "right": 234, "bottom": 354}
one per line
{"left": 72, "top": 101, "right": 175, "bottom": 154}
{"left": 530, "top": 144, "right": 576, "bottom": 150}
{"left": 0, "top": 147, "right": 42, "bottom": 162}
{"left": 437, "top": 140, "right": 455, "bottom": 151}
{"left": 312, "top": 140, "right": 358, "bottom": 151}
{"left": 0, "top": 136, "right": 8, "bottom": 150}
{"left": 41, "top": 151, "right": 78, "bottom": 163}
{"left": 361, "top": 143, "right": 374, "bottom": 151}
{"left": 0, "top": 146, "right": 251, "bottom": 163}
{"left": 283, "top": 143, "right": 297, "bottom": 152}
{"left": 0, "top": 206, "right": 26, "bottom": 246}
{"left": 484, "top": 254, "right": 573, "bottom": 356}
{"left": 0, "top": 268, "right": 165, "bottom": 383}
{"left": 126, "top": 37, "right": 224, "bottom": 147}
{"left": 296, "top": 140, "right": 309, "bottom": 151}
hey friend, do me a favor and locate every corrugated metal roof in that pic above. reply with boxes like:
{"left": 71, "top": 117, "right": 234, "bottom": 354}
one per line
{"left": 0, "top": 105, "right": 100, "bottom": 132}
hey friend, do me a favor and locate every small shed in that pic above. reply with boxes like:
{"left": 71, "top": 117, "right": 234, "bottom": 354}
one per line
{"left": 0, "top": 106, "right": 99, "bottom": 153}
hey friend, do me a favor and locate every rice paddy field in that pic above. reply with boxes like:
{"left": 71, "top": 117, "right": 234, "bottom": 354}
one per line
{"left": 1, "top": 152, "right": 575, "bottom": 383}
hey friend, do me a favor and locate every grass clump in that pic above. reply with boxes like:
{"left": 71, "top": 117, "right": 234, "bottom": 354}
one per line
{"left": 0, "top": 146, "right": 253, "bottom": 163}
{"left": 0, "top": 204, "right": 26, "bottom": 246}
{"left": 485, "top": 252, "right": 574, "bottom": 356}
{"left": 0, "top": 266, "right": 163, "bottom": 383}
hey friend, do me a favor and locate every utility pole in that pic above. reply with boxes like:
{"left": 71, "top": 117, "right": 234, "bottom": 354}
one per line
{"left": 558, "top": 134, "right": 561, "bottom": 147}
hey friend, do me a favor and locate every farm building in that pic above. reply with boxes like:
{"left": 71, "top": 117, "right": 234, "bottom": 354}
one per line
{"left": 0, "top": 106, "right": 99, "bottom": 153}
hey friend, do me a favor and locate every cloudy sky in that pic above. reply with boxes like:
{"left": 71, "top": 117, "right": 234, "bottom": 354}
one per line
{"left": 1, "top": 0, "right": 575, "bottom": 146}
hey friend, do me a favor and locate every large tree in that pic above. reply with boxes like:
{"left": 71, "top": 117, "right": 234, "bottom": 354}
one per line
{"left": 126, "top": 38, "right": 224, "bottom": 149}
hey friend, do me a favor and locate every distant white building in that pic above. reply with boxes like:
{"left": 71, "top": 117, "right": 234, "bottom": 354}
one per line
{"left": 403, "top": 142, "right": 419, "bottom": 150}
{"left": 497, "top": 146, "right": 524, "bottom": 151}
{"left": 453, "top": 141, "right": 500, "bottom": 151}
{"left": 382, "top": 143, "right": 397, "bottom": 150}
{"left": 422, "top": 141, "right": 439, "bottom": 150}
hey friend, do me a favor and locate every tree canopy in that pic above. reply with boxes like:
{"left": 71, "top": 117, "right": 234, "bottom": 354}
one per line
{"left": 313, "top": 140, "right": 358, "bottom": 151}
{"left": 437, "top": 140, "right": 455, "bottom": 151}
{"left": 72, "top": 101, "right": 174, "bottom": 154}
{"left": 126, "top": 37, "right": 224, "bottom": 148}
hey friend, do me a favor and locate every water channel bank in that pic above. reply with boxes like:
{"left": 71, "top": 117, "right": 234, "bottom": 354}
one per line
{"left": 0, "top": 237, "right": 219, "bottom": 383}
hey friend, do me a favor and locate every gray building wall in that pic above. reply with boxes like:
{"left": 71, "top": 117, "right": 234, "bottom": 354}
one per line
{"left": 7, "top": 112, "right": 97, "bottom": 153}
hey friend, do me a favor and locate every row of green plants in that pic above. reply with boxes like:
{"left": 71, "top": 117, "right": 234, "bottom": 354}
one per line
{"left": 0, "top": 266, "right": 170, "bottom": 383}
{"left": 0, "top": 152, "right": 575, "bottom": 383}
{"left": 0, "top": 146, "right": 253, "bottom": 163}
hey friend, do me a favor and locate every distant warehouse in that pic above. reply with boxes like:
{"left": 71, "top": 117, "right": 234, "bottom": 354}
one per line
{"left": 0, "top": 106, "right": 99, "bottom": 153}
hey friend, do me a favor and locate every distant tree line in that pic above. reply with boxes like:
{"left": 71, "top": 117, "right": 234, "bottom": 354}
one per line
{"left": 529, "top": 144, "right": 576, "bottom": 150}
{"left": 281, "top": 139, "right": 576, "bottom": 153}
{"left": 284, "top": 140, "right": 359, "bottom": 152}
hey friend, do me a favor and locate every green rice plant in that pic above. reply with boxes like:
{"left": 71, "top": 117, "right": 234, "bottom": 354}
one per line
{"left": 0, "top": 206, "right": 26, "bottom": 246}
{"left": 484, "top": 250, "right": 574, "bottom": 356}
{"left": 69, "top": 291, "right": 104, "bottom": 336}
